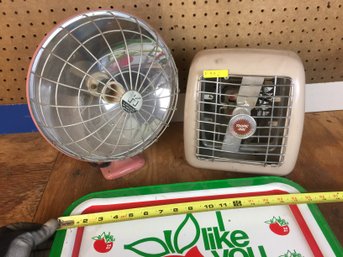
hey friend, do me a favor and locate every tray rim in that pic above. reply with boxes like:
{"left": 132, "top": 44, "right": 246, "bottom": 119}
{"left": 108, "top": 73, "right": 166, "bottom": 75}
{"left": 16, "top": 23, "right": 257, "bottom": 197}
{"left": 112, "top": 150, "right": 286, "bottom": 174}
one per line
{"left": 50, "top": 176, "right": 342, "bottom": 256}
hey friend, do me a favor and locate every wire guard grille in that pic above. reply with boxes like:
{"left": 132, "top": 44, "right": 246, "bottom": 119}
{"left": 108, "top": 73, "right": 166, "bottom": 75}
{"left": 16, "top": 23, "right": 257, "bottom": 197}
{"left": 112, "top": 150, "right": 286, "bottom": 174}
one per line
{"left": 196, "top": 75, "right": 293, "bottom": 166}
{"left": 27, "top": 11, "right": 178, "bottom": 162}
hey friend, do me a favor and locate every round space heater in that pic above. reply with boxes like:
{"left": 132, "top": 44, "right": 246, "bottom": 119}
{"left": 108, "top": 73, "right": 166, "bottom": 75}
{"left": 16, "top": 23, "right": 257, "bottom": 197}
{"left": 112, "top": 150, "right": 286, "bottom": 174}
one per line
{"left": 27, "top": 10, "right": 178, "bottom": 179}
{"left": 184, "top": 49, "right": 305, "bottom": 175}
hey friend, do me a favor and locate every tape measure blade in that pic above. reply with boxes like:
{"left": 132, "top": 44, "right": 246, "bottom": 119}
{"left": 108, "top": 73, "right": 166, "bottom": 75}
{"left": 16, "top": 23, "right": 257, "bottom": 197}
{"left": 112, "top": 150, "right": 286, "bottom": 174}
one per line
{"left": 57, "top": 191, "right": 343, "bottom": 230}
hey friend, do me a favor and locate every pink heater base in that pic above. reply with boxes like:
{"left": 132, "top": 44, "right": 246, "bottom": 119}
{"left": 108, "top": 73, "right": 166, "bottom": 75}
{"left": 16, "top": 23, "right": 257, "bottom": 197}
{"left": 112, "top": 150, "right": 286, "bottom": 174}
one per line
{"left": 100, "top": 155, "right": 145, "bottom": 180}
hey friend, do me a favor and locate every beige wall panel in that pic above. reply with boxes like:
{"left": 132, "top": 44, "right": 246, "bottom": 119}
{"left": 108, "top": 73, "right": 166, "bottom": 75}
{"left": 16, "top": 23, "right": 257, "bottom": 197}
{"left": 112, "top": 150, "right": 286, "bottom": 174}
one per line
{"left": 0, "top": 0, "right": 342, "bottom": 103}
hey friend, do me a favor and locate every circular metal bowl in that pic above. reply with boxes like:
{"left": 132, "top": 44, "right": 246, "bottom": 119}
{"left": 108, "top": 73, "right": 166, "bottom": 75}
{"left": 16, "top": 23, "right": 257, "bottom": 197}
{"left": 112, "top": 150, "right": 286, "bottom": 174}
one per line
{"left": 27, "top": 10, "right": 178, "bottom": 162}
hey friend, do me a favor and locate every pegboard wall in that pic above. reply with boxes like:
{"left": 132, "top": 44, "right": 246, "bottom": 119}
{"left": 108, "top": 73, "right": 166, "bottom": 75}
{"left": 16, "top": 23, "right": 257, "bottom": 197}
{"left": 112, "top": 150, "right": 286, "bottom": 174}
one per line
{"left": 0, "top": 0, "right": 342, "bottom": 104}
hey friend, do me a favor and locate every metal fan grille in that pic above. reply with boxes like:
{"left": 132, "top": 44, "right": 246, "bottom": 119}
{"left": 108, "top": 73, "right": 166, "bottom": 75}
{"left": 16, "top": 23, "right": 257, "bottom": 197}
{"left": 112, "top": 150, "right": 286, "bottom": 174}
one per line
{"left": 196, "top": 75, "right": 293, "bottom": 166}
{"left": 27, "top": 11, "right": 178, "bottom": 162}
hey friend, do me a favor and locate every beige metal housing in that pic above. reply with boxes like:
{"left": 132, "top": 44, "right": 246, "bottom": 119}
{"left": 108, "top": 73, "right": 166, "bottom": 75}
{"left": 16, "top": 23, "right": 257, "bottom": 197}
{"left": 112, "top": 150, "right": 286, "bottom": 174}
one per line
{"left": 184, "top": 49, "right": 305, "bottom": 175}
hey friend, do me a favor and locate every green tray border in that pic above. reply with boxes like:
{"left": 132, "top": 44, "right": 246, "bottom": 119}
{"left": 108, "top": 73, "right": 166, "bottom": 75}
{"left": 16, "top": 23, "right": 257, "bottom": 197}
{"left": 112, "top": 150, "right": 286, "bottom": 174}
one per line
{"left": 50, "top": 176, "right": 342, "bottom": 256}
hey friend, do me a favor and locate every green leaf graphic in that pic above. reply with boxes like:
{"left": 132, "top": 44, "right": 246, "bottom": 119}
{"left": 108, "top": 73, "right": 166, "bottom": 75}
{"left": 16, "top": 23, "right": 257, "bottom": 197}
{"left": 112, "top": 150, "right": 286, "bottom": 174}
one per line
{"left": 91, "top": 232, "right": 115, "bottom": 243}
{"left": 173, "top": 214, "right": 200, "bottom": 254}
{"left": 279, "top": 250, "right": 303, "bottom": 257}
{"left": 124, "top": 237, "right": 169, "bottom": 257}
{"left": 265, "top": 216, "right": 289, "bottom": 226}
{"left": 164, "top": 230, "right": 175, "bottom": 253}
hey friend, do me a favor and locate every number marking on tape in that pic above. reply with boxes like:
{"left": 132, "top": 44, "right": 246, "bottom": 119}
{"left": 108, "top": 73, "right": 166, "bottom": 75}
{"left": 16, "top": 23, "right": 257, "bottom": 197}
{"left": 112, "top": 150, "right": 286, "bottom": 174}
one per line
{"left": 57, "top": 191, "right": 343, "bottom": 230}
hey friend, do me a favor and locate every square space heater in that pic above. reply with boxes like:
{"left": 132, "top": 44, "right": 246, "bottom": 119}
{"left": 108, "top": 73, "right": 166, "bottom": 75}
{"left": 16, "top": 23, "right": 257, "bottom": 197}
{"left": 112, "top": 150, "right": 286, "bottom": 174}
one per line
{"left": 184, "top": 49, "right": 305, "bottom": 175}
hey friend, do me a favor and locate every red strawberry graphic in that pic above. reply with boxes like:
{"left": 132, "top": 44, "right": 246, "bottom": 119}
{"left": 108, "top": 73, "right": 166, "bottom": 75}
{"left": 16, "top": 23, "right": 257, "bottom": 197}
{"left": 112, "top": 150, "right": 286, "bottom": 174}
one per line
{"left": 269, "top": 222, "right": 290, "bottom": 236}
{"left": 92, "top": 232, "right": 115, "bottom": 253}
{"left": 166, "top": 246, "right": 204, "bottom": 257}
{"left": 265, "top": 216, "right": 290, "bottom": 236}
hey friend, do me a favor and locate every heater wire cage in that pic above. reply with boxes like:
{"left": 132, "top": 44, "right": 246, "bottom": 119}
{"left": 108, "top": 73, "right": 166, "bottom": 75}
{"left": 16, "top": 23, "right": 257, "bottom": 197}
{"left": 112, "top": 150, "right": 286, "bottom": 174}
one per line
{"left": 196, "top": 75, "right": 293, "bottom": 166}
{"left": 27, "top": 11, "right": 178, "bottom": 162}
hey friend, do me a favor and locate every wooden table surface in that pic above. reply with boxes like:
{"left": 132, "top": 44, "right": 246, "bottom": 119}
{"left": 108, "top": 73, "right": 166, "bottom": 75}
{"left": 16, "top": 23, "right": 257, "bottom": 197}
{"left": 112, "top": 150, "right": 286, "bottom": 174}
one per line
{"left": 0, "top": 111, "right": 342, "bottom": 244}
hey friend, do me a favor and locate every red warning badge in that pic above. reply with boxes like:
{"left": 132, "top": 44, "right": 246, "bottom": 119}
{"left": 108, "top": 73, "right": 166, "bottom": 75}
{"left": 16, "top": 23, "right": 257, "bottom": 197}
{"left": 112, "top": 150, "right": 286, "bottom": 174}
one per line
{"left": 229, "top": 114, "right": 257, "bottom": 139}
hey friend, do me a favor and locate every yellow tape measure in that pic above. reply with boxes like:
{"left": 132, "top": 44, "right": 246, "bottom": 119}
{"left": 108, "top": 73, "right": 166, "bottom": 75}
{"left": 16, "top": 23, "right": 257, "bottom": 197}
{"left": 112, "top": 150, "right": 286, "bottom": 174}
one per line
{"left": 58, "top": 191, "right": 342, "bottom": 230}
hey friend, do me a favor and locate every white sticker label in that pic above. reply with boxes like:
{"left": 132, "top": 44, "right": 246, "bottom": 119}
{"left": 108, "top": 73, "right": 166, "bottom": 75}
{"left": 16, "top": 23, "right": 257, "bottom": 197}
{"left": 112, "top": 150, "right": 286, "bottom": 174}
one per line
{"left": 121, "top": 91, "right": 143, "bottom": 113}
